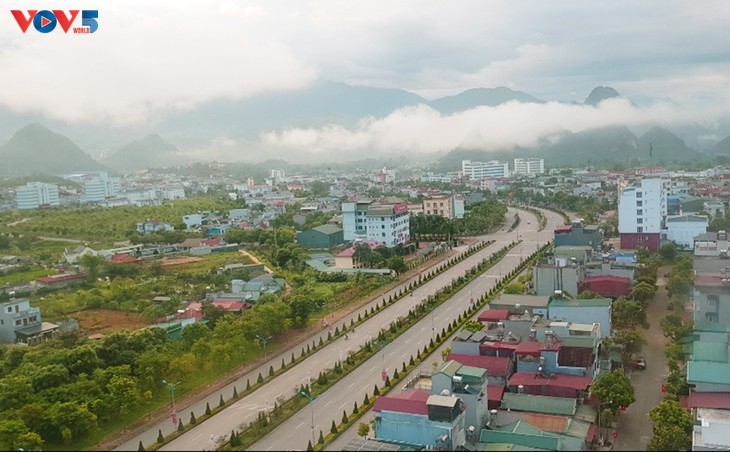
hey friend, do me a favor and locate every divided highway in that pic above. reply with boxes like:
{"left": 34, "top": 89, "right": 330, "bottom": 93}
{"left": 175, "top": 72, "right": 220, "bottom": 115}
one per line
{"left": 117, "top": 208, "right": 552, "bottom": 451}
{"left": 249, "top": 209, "right": 561, "bottom": 451}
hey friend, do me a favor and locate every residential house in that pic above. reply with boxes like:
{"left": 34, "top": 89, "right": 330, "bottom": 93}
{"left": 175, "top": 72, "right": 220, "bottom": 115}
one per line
{"left": 553, "top": 222, "right": 603, "bottom": 252}
{"left": 0, "top": 298, "right": 58, "bottom": 344}
{"left": 694, "top": 231, "right": 730, "bottom": 258}
{"left": 693, "top": 408, "right": 730, "bottom": 451}
{"left": 136, "top": 220, "right": 174, "bottom": 234}
{"left": 548, "top": 297, "right": 612, "bottom": 337}
{"left": 422, "top": 194, "right": 465, "bottom": 220}
{"left": 664, "top": 215, "right": 708, "bottom": 250}
{"left": 488, "top": 294, "right": 551, "bottom": 317}
{"left": 63, "top": 246, "right": 98, "bottom": 264}
{"left": 432, "top": 360, "right": 490, "bottom": 430}
{"left": 373, "top": 389, "right": 467, "bottom": 450}
{"left": 36, "top": 273, "right": 86, "bottom": 288}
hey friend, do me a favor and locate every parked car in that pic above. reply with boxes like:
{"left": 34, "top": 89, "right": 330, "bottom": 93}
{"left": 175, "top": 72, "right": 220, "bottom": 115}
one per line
{"left": 632, "top": 357, "right": 646, "bottom": 370}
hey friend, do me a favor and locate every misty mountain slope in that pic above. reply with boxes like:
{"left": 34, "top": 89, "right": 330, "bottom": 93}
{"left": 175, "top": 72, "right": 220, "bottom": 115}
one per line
{"left": 0, "top": 123, "right": 108, "bottom": 176}
{"left": 428, "top": 87, "right": 544, "bottom": 114}
{"left": 103, "top": 134, "right": 190, "bottom": 171}
{"left": 711, "top": 134, "right": 730, "bottom": 154}
{"left": 584, "top": 86, "right": 622, "bottom": 106}
{"left": 636, "top": 126, "right": 703, "bottom": 164}
{"left": 156, "top": 81, "right": 430, "bottom": 146}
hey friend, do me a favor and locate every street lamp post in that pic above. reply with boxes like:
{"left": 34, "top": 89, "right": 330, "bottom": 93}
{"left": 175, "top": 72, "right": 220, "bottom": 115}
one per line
{"left": 300, "top": 391, "right": 316, "bottom": 446}
{"left": 256, "top": 334, "right": 272, "bottom": 363}
{"left": 374, "top": 341, "right": 386, "bottom": 382}
{"left": 162, "top": 379, "right": 181, "bottom": 424}
{"left": 598, "top": 400, "right": 613, "bottom": 446}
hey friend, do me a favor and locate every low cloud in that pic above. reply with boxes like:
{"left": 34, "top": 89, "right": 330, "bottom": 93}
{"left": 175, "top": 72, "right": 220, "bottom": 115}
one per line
{"left": 261, "top": 98, "right": 719, "bottom": 155}
{"left": 0, "top": 1, "right": 317, "bottom": 126}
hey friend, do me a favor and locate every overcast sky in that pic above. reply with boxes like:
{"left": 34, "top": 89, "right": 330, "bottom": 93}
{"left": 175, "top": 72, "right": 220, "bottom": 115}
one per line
{"left": 2, "top": 1, "right": 730, "bottom": 158}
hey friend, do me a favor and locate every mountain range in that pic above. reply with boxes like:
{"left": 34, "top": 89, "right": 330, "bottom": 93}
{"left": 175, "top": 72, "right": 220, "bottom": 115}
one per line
{"left": 0, "top": 83, "right": 727, "bottom": 176}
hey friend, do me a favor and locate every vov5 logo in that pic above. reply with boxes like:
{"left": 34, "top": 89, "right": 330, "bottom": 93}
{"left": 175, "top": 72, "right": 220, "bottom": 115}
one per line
{"left": 11, "top": 10, "right": 98, "bottom": 34}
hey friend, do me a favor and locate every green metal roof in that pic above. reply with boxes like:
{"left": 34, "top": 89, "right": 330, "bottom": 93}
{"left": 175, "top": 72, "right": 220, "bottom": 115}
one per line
{"left": 692, "top": 341, "right": 729, "bottom": 363}
{"left": 687, "top": 361, "right": 730, "bottom": 385}
{"left": 479, "top": 429, "right": 558, "bottom": 451}
{"left": 501, "top": 393, "right": 577, "bottom": 416}
{"left": 437, "top": 360, "right": 462, "bottom": 377}
{"left": 565, "top": 419, "right": 592, "bottom": 439}
{"left": 560, "top": 336, "right": 600, "bottom": 349}
{"left": 456, "top": 364, "right": 487, "bottom": 379}
{"left": 666, "top": 215, "right": 708, "bottom": 223}
{"left": 583, "top": 225, "right": 600, "bottom": 231}
{"left": 312, "top": 224, "right": 343, "bottom": 235}
{"left": 548, "top": 298, "right": 611, "bottom": 308}
{"left": 573, "top": 403, "right": 597, "bottom": 424}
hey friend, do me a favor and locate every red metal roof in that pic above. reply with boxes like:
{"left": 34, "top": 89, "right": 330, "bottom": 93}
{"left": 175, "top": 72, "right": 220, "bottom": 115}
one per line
{"left": 523, "top": 413, "right": 569, "bottom": 433}
{"left": 487, "top": 384, "right": 505, "bottom": 402}
{"left": 478, "top": 309, "right": 511, "bottom": 322}
{"left": 110, "top": 254, "right": 141, "bottom": 263}
{"left": 554, "top": 226, "right": 573, "bottom": 234}
{"left": 582, "top": 275, "right": 630, "bottom": 283}
{"left": 36, "top": 273, "right": 85, "bottom": 284}
{"left": 480, "top": 341, "right": 520, "bottom": 353}
{"left": 687, "top": 392, "right": 730, "bottom": 409}
{"left": 210, "top": 300, "right": 252, "bottom": 311}
{"left": 372, "top": 389, "right": 430, "bottom": 415}
{"left": 508, "top": 372, "right": 593, "bottom": 391}
{"left": 515, "top": 341, "right": 545, "bottom": 356}
{"left": 586, "top": 423, "right": 598, "bottom": 443}
{"left": 447, "top": 354, "right": 513, "bottom": 378}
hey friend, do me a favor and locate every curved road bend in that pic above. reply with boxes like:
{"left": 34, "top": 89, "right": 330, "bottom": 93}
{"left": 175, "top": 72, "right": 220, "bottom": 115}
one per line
{"left": 251, "top": 209, "right": 562, "bottom": 451}
{"left": 118, "top": 208, "right": 536, "bottom": 451}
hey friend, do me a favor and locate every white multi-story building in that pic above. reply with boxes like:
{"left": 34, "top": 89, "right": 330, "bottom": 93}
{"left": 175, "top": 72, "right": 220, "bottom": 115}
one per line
{"left": 366, "top": 202, "right": 410, "bottom": 247}
{"left": 83, "top": 173, "right": 121, "bottom": 203}
{"left": 618, "top": 178, "right": 666, "bottom": 251}
{"left": 15, "top": 182, "right": 60, "bottom": 210}
{"left": 159, "top": 187, "right": 186, "bottom": 200}
{"left": 0, "top": 298, "right": 57, "bottom": 344}
{"left": 513, "top": 158, "right": 545, "bottom": 175}
{"left": 462, "top": 160, "right": 509, "bottom": 179}
{"left": 342, "top": 199, "right": 410, "bottom": 247}
{"left": 342, "top": 200, "right": 371, "bottom": 241}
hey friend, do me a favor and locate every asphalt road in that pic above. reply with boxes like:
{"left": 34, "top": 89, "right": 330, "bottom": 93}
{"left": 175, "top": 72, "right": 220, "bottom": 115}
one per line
{"left": 119, "top": 208, "right": 529, "bottom": 451}
{"left": 252, "top": 209, "right": 563, "bottom": 451}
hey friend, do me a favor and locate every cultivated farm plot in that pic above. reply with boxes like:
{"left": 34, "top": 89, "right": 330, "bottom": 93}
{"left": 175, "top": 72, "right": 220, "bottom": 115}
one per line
{"left": 158, "top": 256, "right": 204, "bottom": 267}
{"left": 73, "top": 308, "right": 149, "bottom": 335}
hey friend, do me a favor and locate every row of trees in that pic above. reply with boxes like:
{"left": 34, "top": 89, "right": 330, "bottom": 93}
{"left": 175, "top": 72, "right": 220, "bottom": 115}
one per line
{"left": 409, "top": 200, "right": 507, "bottom": 240}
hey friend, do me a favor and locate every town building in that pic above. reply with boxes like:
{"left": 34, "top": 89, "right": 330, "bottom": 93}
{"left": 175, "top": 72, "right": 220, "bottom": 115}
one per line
{"left": 373, "top": 389, "right": 467, "bottom": 450}
{"left": 84, "top": 173, "right": 121, "bottom": 203}
{"left": 0, "top": 298, "right": 58, "bottom": 344}
{"left": 15, "top": 182, "right": 60, "bottom": 210}
{"left": 423, "top": 194, "right": 465, "bottom": 219}
{"left": 342, "top": 199, "right": 410, "bottom": 247}
{"left": 694, "top": 231, "right": 730, "bottom": 258}
{"left": 462, "top": 160, "right": 510, "bottom": 179}
{"left": 553, "top": 221, "right": 603, "bottom": 252}
{"left": 618, "top": 178, "right": 666, "bottom": 251}
{"left": 432, "top": 360, "right": 490, "bottom": 431}
{"left": 296, "top": 224, "right": 344, "bottom": 249}
{"left": 136, "top": 220, "right": 174, "bottom": 234}
{"left": 664, "top": 215, "right": 708, "bottom": 250}
{"left": 513, "top": 158, "right": 545, "bottom": 176}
